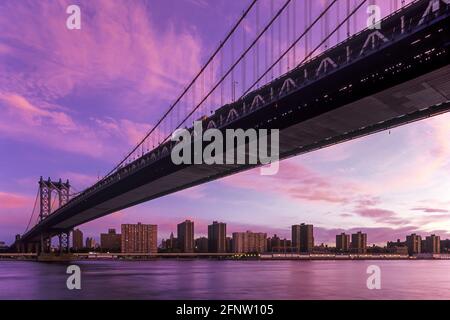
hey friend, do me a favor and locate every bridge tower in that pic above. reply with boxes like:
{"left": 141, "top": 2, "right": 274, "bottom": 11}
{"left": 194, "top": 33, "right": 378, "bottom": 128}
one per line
{"left": 38, "top": 177, "right": 71, "bottom": 254}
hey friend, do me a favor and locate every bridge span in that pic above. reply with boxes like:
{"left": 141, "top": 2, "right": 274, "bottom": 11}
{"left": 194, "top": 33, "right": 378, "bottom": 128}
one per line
{"left": 17, "top": 0, "right": 450, "bottom": 252}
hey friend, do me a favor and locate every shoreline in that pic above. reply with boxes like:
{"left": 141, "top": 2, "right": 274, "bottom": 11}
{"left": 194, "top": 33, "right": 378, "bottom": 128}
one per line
{"left": 1, "top": 253, "right": 450, "bottom": 261}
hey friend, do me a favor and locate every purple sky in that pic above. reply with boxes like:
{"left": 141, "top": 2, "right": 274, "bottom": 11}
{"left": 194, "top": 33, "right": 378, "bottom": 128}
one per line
{"left": 0, "top": 0, "right": 449, "bottom": 246}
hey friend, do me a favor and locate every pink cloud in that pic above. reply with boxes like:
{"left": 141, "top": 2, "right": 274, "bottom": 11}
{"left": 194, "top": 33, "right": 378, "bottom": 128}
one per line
{"left": 0, "top": 192, "right": 34, "bottom": 229}
{"left": 0, "top": 192, "right": 32, "bottom": 209}
{"left": 411, "top": 207, "right": 449, "bottom": 213}
{"left": 0, "top": 0, "right": 204, "bottom": 160}
{"left": 221, "top": 161, "right": 365, "bottom": 205}
{"left": 0, "top": 91, "right": 165, "bottom": 160}
{"left": 353, "top": 207, "right": 409, "bottom": 226}
{"left": 354, "top": 208, "right": 396, "bottom": 219}
{"left": 366, "top": 114, "right": 450, "bottom": 194}
{"left": 0, "top": 92, "right": 75, "bottom": 129}
{"left": 0, "top": 0, "right": 203, "bottom": 107}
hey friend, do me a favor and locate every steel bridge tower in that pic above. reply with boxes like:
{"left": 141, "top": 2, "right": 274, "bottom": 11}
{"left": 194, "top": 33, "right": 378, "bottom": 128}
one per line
{"left": 38, "top": 177, "right": 71, "bottom": 254}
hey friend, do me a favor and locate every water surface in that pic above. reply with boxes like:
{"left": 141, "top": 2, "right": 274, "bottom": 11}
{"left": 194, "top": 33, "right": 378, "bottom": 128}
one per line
{"left": 0, "top": 260, "right": 448, "bottom": 299}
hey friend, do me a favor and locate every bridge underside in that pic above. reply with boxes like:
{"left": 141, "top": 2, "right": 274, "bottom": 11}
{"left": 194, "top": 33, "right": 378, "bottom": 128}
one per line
{"left": 20, "top": 5, "right": 450, "bottom": 243}
{"left": 40, "top": 65, "right": 450, "bottom": 236}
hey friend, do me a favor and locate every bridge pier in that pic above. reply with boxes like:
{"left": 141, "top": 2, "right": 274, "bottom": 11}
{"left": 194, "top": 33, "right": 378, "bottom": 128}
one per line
{"left": 58, "top": 230, "right": 71, "bottom": 255}
{"left": 40, "top": 233, "right": 51, "bottom": 254}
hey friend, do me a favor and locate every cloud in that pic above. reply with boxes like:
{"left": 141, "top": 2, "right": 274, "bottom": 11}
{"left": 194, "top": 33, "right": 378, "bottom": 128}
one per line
{"left": 0, "top": 0, "right": 203, "bottom": 108}
{"left": 0, "top": 91, "right": 165, "bottom": 160}
{"left": 222, "top": 161, "right": 362, "bottom": 205}
{"left": 186, "top": 0, "right": 210, "bottom": 9}
{"left": 0, "top": 0, "right": 204, "bottom": 160}
{"left": 411, "top": 207, "right": 449, "bottom": 213}
{"left": 352, "top": 207, "right": 410, "bottom": 226}
{"left": 0, "top": 192, "right": 32, "bottom": 209}
{"left": 0, "top": 92, "right": 112, "bottom": 158}
{"left": 354, "top": 208, "right": 396, "bottom": 219}
{"left": 60, "top": 172, "right": 98, "bottom": 191}
{"left": 0, "top": 92, "right": 75, "bottom": 129}
{"left": 0, "top": 192, "right": 35, "bottom": 234}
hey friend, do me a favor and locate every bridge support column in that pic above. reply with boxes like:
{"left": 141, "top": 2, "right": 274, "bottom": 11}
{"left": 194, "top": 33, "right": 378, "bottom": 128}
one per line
{"left": 18, "top": 243, "right": 25, "bottom": 253}
{"left": 26, "top": 243, "right": 35, "bottom": 253}
{"left": 58, "top": 231, "right": 70, "bottom": 255}
{"left": 40, "top": 233, "right": 51, "bottom": 254}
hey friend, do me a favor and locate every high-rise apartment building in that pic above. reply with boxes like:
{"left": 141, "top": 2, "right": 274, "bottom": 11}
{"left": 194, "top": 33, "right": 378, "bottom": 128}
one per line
{"left": 177, "top": 220, "right": 194, "bottom": 253}
{"left": 300, "top": 224, "right": 314, "bottom": 253}
{"left": 406, "top": 233, "right": 422, "bottom": 255}
{"left": 208, "top": 221, "right": 226, "bottom": 253}
{"left": 424, "top": 234, "right": 440, "bottom": 254}
{"left": 351, "top": 231, "right": 367, "bottom": 254}
{"left": 292, "top": 224, "right": 314, "bottom": 253}
{"left": 100, "top": 228, "right": 121, "bottom": 252}
{"left": 336, "top": 233, "right": 350, "bottom": 252}
{"left": 121, "top": 223, "right": 157, "bottom": 253}
{"left": 72, "top": 229, "right": 83, "bottom": 250}
{"left": 232, "top": 231, "right": 267, "bottom": 253}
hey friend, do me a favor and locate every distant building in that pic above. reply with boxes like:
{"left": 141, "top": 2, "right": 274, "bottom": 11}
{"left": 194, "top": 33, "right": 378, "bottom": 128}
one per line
{"left": 387, "top": 239, "right": 408, "bottom": 255}
{"left": 177, "top": 220, "right": 194, "bottom": 253}
{"left": 406, "top": 234, "right": 422, "bottom": 255}
{"left": 159, "top": 238, "right": 166, "bottom": 250}
{"left": 100, "top": 228, "right": 121, "bottom": 252}
{"left": 72, "top": 229, "right": 83, "bottom": 250}
{"left": 441, "top": 239, "right": 450, "bottom": 253}
{"left": 121, "top": 223, "right": 157, "bottom": 253}
{"left": 291, "top": 225, "right": 301, "bottom": 252}
{"left": 0, "top": 241, "right": 8, "bottom": 252}
{"left": 232, "top": 231, "right": 267, "bottom": 253}
{"left": 292, "top": 224, "right": 314, "bottom": 253}
{"left": 268, "top": 234, "right": 292, "bottom": 252}
{"left": 268, "top": 234, "right": 281, "bottom": 252}
{"left": 387, "top": 239, "right": 406, "bottom": 248}
{"left": 208, "top": 221, "right": 226, "bottom": 253}
{"left": 195, "top": 237, "right": 209, "bottom": 253}
{"left": 165, "top": 232, "right": 178, "bottom": 252}
{"left": 300, "top": 224, "right": 314, "bottom": 253}
{"left": 85, "top": 237, "right": 96, "bottom": 249}
{"left": 424, "top": 234, "right": 440, "bottom": 254}
{"left": 351, "top": 231, "right": 367, "bottom": 254}
{"left": 387, "top": 245, "right": 409, "bottom": 255}
{"left": 226, "top": 237, "right": 233, "bottom": 253}
{"left": 336, "top": 233, "right": 350, "bottom": 252}
{"left": 315, "top": 243, "right": 333, "bottom": 253}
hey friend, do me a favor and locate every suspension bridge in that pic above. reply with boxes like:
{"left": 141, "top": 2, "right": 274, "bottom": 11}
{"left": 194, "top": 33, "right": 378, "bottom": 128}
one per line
{"left": 15, "top": 0, "right": 450, "bottom": 253}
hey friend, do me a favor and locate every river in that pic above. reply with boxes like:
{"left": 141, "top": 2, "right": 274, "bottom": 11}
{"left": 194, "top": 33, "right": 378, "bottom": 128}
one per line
{"left": 0, "top": 260, "right": 449, "bottom": 299}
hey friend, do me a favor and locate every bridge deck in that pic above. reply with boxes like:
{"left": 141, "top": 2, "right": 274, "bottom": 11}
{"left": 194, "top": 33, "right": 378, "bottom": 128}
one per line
{"left": 20, "top": 0, "right": 450, "bottom": 243}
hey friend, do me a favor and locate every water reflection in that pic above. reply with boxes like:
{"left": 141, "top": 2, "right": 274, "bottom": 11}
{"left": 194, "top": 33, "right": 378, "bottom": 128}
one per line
{"left": 0, "top": 260, "right": 449, "bottom": 300}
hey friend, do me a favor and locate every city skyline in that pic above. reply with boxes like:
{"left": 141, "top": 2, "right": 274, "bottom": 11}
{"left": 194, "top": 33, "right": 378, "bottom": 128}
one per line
{"left": 1, "top": 0, "right": 450, "bottom": 246}
{"left": 44, "top": 219, "right": 450, "bottom": 254}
